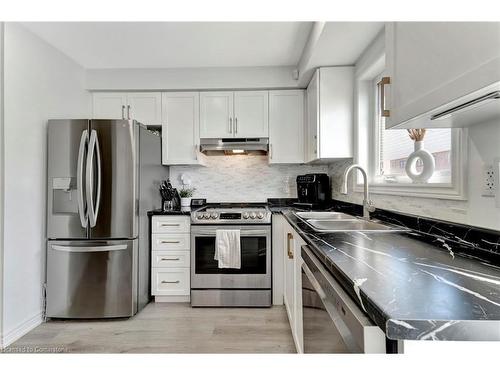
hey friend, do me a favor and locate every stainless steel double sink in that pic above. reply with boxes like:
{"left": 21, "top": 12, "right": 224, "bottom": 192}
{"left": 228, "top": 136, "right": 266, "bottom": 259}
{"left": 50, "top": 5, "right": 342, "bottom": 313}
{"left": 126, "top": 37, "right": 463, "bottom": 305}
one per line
{"left": 294, "top": 211, "right": 407, "bottom": 233}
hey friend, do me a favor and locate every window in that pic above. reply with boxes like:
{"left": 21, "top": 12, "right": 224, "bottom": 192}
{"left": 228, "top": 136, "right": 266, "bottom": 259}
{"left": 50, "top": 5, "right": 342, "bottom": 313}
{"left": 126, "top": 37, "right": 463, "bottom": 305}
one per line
{"left": 355, "top": 66, "right": 467, "bottom": 200}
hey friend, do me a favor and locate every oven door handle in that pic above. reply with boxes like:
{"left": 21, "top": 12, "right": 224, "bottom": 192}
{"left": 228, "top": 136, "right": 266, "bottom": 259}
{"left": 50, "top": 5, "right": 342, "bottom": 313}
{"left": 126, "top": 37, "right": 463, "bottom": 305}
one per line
{"left": 191, "top": 228, "right": 270, "bottom": 236}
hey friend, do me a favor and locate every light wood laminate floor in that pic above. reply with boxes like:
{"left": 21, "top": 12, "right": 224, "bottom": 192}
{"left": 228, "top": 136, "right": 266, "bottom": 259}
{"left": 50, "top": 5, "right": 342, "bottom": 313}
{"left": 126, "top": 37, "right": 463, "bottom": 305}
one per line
{"left": 6, "top": 303, "right": 296, "bottom": 353}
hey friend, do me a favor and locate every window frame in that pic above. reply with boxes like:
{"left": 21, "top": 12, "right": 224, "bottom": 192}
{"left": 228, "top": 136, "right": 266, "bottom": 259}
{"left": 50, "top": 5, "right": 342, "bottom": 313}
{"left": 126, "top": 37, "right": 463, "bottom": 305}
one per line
{"left": 353, "top": 55, "right": 468, "bottom": 201}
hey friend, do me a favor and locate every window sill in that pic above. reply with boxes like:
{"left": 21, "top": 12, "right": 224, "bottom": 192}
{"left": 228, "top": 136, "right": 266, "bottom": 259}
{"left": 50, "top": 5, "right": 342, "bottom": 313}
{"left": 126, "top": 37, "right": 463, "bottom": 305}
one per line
{"left": 354, "top": 183, "right": 467, "bottom": 201}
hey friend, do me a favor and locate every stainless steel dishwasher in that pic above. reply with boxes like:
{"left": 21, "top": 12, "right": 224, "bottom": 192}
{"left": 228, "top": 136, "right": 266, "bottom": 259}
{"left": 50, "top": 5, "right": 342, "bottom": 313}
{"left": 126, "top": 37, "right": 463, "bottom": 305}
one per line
{"left": 301, "top": 245, "right": 386, "bottom": 353}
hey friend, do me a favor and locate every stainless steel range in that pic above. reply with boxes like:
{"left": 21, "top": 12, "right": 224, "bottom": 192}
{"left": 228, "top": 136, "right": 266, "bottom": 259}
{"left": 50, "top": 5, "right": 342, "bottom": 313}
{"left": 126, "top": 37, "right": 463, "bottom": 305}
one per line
{"left": 190, "top": 203, "right": 272, "bottom": 307}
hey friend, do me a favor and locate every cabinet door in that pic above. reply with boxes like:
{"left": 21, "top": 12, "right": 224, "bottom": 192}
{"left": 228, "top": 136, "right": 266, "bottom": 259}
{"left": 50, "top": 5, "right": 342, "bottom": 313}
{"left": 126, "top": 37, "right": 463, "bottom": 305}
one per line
{"left": 305, "top": 72, "right": 319, "bottom": 162}
{"left": 233, "top": 91, "right": 269, "bottom": 137}
{"left": 92, "top": 92, "right": 127, "bottom": 119}
{"left": 127, "top": 92, "right": 162, "bottom": 125}
{"left": 271, "top": 214, "right": 285, "bottom": 305}
{"left": 269, "top": 90, "right": 305, "bottom": 164}
{"left": 318, "top": 67, "right": 354, "bottom": 159}
{"left": 162, "top": 92, "right": 202, "bottom": 165}
{"left": 283, "top": 224, "right": 296, "bottom": 333}
{"left": 200, "top": 92, "right": 234, "bottom": 138}
{"left": 293, "top": 234, "right": 306, "bottom": 353}
{"left": 385, "top": 22, "right": 500, "bottom": 129}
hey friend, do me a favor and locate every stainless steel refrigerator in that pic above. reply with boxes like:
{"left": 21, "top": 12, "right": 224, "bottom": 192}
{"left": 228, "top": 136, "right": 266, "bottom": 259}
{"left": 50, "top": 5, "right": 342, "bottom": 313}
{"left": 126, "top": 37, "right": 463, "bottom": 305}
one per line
{"left": 46, "top": 119, "right": 164, "bottom": 318}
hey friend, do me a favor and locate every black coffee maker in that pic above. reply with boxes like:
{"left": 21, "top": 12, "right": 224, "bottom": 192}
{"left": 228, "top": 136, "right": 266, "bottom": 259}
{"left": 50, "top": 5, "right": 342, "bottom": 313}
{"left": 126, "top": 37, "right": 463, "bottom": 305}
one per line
{"left": 294, "top": 173, "right": 331, "bottom": 209}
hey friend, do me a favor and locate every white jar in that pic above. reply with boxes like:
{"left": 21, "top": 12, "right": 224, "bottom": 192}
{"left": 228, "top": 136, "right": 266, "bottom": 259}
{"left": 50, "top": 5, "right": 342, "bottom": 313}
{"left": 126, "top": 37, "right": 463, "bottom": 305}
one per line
{"left": 405, "top": 141, "right": 435, "bottom": 183}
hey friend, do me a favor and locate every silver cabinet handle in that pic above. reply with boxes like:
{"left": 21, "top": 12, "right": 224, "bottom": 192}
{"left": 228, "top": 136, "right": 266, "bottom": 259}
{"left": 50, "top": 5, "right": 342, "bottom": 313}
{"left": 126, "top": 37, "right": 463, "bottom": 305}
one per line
{"left": 52, "top": 244, "right": 127, "bottom": 252}
{"left": 127, "top": 105, "right": 131, "bottom": 120}
{"left": 121, "top": 105, "right": 125, "bottom": 119}
{"left": 161, "top": 280, "right": 180, "bottom": 284}
{"left": 77, "top": 129, "right": 89, "bottom": 228}
{"left": 160, "top": 223, "right": 180, "bottom": 227}
{"left": 229, "top": 117, "right": 233, "bottom": 134}
{"left": 235, "top": 117, "right": 238, "bottom": 134}
{"left": 269, "top": 143, "right": 272, "bottom": 159}
{"left": 160, "top": 257, "right": 180, "bottom": 261}
{"left": 86, "top": 129, "right": 101, "bottom": 228}
{"left": 160, "top": 240, "right": 180, "bottom": 244}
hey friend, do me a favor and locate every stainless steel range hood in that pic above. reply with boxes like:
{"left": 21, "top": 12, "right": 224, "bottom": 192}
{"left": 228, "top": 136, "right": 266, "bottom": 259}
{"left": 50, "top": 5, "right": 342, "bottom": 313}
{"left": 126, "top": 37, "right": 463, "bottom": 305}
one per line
{"left": 200, "top": 138, "right": 269, "bottom": 155}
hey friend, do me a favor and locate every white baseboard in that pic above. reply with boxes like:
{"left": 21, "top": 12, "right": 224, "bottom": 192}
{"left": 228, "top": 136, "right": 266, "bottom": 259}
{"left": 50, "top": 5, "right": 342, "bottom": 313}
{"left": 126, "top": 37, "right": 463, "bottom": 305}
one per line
{"left": 154, "top": 296, "right": 190, "bottom": 303}
{"left": 1, "top": 311, "right": 43, "bottom": 348}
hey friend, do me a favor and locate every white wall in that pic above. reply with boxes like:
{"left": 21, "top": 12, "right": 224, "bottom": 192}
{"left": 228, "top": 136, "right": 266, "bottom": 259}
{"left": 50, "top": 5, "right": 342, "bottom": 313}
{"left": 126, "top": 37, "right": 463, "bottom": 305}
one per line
{"left": 85, "top": 66, "right": 300, "bottom": 91}
{"left": 0, "top": 21, "right": 5, "bottom": 348}
{"left": 1, "top": 23, "right": 90, "bottom": 346}
{"left": 169, "top": 155, "right": 328, "bottom": 203}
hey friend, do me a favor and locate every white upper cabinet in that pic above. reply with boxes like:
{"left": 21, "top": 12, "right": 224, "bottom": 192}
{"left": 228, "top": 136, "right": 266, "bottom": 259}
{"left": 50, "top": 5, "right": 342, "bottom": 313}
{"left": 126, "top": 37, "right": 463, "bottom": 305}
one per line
{"left": 162, "top": 92, "right": 205, "bottom": 166}
{"left": 199, "top": 92, "right": 234, "bottom": 138}
{"left": 269, "top": 90, "right": 305, "bottom": 164}
{"left": 305, "top": 73, "right": 319, "bottom": 162}
{"left": 385, "top": 22, "right": 500, "bottom": 129}
{"left": 305, "top": 67, "right": 354, "bottom": 163}
{"left": 200, "top": 91, "right": 269, "bottom": 138}
{"left": 92, "top": 93, "right": 127, "bottom": 120}
{"left": 233, "top": 91, "right": 269, "bottom": 138}
{"left": 127, "top": 92, "right": 162, "bottom": 125}
{"left": 92, "top": 92, "right": 162, "bottom": 125}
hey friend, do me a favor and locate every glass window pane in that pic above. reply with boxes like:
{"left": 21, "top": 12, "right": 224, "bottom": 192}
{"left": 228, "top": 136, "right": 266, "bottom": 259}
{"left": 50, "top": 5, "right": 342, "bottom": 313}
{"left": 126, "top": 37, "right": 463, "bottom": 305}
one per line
{"left": 378, "top": 128, "right": 451, "bottom": 183}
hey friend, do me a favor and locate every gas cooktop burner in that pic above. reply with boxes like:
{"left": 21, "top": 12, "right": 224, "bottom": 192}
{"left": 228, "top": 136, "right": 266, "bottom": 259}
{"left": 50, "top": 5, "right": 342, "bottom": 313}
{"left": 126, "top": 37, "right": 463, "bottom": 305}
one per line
{"left": 191, "top": 203, "right": 271, "bottom": 224}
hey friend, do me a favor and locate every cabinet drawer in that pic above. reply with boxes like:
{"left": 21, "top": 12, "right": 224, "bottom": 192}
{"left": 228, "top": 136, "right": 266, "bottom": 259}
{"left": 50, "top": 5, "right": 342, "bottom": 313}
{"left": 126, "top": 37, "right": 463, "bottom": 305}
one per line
{"left": 152, "top": 251, "right": 190, "bottom": 268}
{"left": 152, "top": 268, "right": 190, "bottom": 296}
{"left": 152, "top": 234, "right": 190, "bottom": 251}
{"left": 152, "top": 216, "right": 190, "bottom": 233}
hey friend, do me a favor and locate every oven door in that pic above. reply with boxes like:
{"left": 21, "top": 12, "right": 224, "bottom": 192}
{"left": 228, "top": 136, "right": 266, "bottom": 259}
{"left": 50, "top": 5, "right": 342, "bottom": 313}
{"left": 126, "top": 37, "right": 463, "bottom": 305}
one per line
{"left": 191, "top": 225, "right": 271, "bottom": 289}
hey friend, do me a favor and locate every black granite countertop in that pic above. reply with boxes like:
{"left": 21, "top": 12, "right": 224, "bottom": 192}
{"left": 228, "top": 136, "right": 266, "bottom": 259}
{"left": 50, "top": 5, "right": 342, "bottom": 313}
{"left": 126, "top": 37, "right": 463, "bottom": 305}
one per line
{"left": 281, "top": 209, "right": 500, "bottom": 341}
{"left": 147, "top": 208, "right": 192, "bottom": 216}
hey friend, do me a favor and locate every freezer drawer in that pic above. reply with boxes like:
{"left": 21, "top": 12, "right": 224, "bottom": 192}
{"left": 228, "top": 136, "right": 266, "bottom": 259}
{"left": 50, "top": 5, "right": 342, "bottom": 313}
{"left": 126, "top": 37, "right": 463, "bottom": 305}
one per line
{"left": 46, "top": 239, "right": 137, "bottom": 318}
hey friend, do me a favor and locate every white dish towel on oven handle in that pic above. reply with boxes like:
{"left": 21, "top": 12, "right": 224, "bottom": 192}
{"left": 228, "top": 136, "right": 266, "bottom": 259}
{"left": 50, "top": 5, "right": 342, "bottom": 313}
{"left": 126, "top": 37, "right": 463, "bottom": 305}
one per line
{"left": 215, "top": 229, "right": 241, "bottom": 269}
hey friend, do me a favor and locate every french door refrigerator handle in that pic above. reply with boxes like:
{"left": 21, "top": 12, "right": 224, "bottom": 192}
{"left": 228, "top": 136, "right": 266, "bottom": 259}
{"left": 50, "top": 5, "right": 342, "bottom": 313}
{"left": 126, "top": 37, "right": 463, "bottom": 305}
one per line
{"left": 77, "top": 129, "right": 89, "bottom": 228}
{"left": 94, "top": 131, "right": 102, "bottom": 225}
{"left": 86, "top": 129, "right": 101, "bottom": 228}
{"left": 51, "top": 244, "right": 128, "bottom": 252}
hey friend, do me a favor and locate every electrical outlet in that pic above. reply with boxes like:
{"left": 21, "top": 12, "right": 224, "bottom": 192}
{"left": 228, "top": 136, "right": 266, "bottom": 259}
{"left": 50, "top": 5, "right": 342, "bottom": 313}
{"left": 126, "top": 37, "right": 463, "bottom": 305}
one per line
{"left": 482, "top": 165, "right": 496, "bottom": 197}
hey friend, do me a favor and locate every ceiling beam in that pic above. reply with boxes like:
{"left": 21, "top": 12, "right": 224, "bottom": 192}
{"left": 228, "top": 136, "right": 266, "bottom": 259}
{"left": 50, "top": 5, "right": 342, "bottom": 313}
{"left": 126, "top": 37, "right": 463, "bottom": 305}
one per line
{"left": 296, "top": 22, "right": 326, "bottom": 87}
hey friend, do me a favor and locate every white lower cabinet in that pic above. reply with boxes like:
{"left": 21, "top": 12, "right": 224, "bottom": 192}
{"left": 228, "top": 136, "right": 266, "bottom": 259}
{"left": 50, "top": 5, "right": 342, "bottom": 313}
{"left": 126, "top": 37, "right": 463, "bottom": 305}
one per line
{"left": 152, "top": 251, "right": 190, "bottom": 268}
{"left": 152, "top": 268, "right": 190, "bottom": 296}
{"left": 151, "top": 216, "right": 191, "bottom": 302}
{"left": 282, "top": 217, "right": 305, "bottom": 353}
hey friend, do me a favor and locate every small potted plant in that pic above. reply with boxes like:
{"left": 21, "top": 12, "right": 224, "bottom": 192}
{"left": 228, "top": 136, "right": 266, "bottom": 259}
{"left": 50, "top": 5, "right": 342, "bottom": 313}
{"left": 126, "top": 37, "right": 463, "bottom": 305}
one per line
{"left": 179, "top": 187, "right": 196, "bottom": 207}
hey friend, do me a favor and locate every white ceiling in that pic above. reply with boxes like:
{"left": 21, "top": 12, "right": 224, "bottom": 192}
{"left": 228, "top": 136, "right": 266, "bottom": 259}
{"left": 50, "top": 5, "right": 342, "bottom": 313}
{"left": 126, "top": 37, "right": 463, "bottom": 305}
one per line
{"left": 21, "top": 22, "right": 313, "bottom": 69}
{"left": 21, "top": 22, "right": 383, "bottom": 70}
{"left": 309, "top": 22, "right": 384, "bottom": 66}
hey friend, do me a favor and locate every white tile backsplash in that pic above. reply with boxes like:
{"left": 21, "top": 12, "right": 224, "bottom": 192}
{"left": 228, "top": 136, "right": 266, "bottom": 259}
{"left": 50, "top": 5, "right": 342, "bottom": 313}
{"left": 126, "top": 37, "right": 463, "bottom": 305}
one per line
{"left": 169, "top": 155, "right": 328, "bottom": 202}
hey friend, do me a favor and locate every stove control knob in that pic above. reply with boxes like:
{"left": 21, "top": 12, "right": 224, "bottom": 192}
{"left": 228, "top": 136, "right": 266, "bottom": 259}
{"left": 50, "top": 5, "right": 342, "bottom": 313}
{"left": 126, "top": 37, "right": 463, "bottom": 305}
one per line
{"left": 196, "top": 213, "right": 204, "bottom": 220}
{"left": 257, "top": 212, "right": 264, "bottom": 219}
{"left": 249, "top": 212, "right": 257, "bottom": 219}
{"left": 203, "top": 213, "right": 211, "bottom": 219}
{"left": 211, "top": 213, "right": 218, "bottom": 219}
{"left": 242, "top": 212, "right": 249, "bottom": 219}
